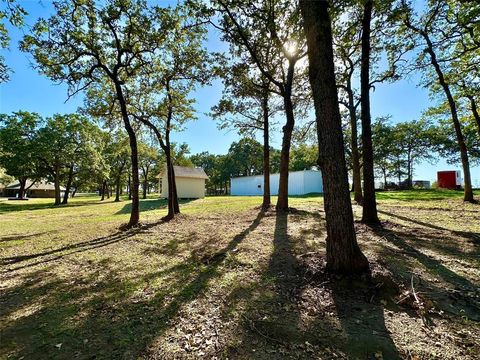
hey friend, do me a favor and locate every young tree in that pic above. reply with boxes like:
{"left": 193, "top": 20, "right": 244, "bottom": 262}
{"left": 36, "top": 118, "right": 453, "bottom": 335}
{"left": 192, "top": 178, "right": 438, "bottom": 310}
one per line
{"left": 400, "top": 0, "right": 475, "bottom": 202}
{"left": 0, "top": 111, "right": 41, "bottom": 198}
{"left": 300, "top": 0, "right": 369, "bottom": 273}
{"left": 213, "top": 0, "right": 307, "bottom": 211}
{"left": 21, "top": 0, "right": 177, "bottom": 226}
{"left": 212, "top": 63, "right": 278, "bottom": 209}
{"left": 104, "top": 133, "right": 130, "bottom": 202}
{"left": 138, "top": 142, "right": 160, "bottom": 200}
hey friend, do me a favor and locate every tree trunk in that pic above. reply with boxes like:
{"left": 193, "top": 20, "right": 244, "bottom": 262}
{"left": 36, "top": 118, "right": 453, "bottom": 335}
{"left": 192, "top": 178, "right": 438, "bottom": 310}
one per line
{"left": 360, "top": 0, "right": 379, "bottom": 224}
{"left": 262, "top": 86, "right": 271, "bottom": 210}
{"left": 143, "top": 169, "right": 148, "bottom": 199}
{"left": 62, "top": 164, "right": 74, "bottom": 204}
{"left": 346, "top": 80, "right": 363, "bottom": 204}
{"left": 53, "top": 164, "right": 61, "bottom": 206}
{"left": 276, "top": 66, "right": 295, "bottom": 212}
{"left": 300, "top": 0, "right": 369, "bottom": 274}
{"left": 72, "top": 187, "right": 77, "bottom": 197}
{"left": 115, "top": 175, "right": 121, "bottom": 202}
{"left": 18, "top": 177, "right": 26, "bottom": 199}
{"left": 101, "top": 180, "right": 106, "bottom": 201}
{"left": 467, "top": 95, "right": 480, "bottom": 139}
{"left": 165, "top": 150, "right": 175, "bottom": 220}
{"left": 128, "top": 174, "right": 132, "bottom": 200}
{"left": 171, "top": 164, "right": 180, "bottom": 213}
{"left": 421, "top": 32, "right": 474, "bottom": 202}
{"left": 115, "top": 82, "right": 140, "bottom": 227}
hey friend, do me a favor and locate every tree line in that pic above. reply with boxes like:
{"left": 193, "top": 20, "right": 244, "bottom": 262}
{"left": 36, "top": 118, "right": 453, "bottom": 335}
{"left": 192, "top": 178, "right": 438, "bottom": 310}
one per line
{"left": 1, "top": 0, "right": 478, "bottom": 274}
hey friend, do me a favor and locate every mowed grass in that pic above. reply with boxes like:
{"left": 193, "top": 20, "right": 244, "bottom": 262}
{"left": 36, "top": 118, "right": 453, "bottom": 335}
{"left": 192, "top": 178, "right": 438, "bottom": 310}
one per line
{"left": 1, "top": 190, "right": 479, "bottom": 359}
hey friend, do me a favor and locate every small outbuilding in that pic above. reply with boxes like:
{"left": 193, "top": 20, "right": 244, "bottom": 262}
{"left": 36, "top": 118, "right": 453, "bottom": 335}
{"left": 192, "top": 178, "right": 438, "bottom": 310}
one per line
{"left": 4, "top": 180, "right": 66, "bottom": 198}
{"left": 158, "top": 166, "right": 208, "bottom": 199}
{"left": 231, "top": 169, "right": 323, "bottom": 196}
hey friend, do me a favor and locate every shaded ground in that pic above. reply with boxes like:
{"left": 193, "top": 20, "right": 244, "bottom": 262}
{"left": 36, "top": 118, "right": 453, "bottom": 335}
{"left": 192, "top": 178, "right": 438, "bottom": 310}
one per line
{"left": 0, "top": 191, "right": 479, "bottom": 359}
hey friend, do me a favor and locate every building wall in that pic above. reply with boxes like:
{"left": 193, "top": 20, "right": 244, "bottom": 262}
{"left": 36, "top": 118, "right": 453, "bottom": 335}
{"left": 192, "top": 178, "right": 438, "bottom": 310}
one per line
{"left": 303, "top": 170, "right": 323, "bottom": 194}
{"left": 231, "top": 170, "right": 323, "bottom": 196}
{"left": 160, "top": 176, "right": 206, "bottom": 199}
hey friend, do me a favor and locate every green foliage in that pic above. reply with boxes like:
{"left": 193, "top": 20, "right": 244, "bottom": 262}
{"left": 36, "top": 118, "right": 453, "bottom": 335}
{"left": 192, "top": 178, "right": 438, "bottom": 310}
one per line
{"left": 289, "top": 144, "right": 317, "bottom": 171}
{"left": 0, "top": 111, "right": 41, "bottom": 182}
{"left": 372, "top": 117, "right": 437, "bottom": 185}
{"left": 0, "top": 0, "right": 26, "bottom": 82}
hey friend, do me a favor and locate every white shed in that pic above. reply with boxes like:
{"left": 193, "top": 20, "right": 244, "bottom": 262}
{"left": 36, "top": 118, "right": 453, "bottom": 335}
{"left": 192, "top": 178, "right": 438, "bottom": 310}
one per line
{"left": 158, "top": 166, "right": 208, "bottom": 199}
{"left": 231, "top": 170, "right": 323, "bottom": 196}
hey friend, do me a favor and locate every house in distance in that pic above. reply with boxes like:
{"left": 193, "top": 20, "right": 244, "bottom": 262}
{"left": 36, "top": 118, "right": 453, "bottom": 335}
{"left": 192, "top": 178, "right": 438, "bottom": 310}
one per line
{"left": 231, "top": 169, "right": 323, "bottom": 196}
{"left": 158, "top": 166, "right": 208, "bottom": 199}
{"left": 3, "top": 180, "right": 66, "bottom": 198}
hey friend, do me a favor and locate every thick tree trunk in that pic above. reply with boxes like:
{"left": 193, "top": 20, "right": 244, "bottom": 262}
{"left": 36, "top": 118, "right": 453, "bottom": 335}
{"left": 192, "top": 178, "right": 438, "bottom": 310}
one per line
{"left": 115, "top": 82, "right": 140, "bottom": 227}
{"left": 18, "top": 177, "right": 26, "bottom": 199}
{"left": 171, "top": 164, "right": 180, "bottom": 213}
{"left": 300, "top": 0, "right": 369, "bottom": 274}
{"left": 62, "top": 164, "right": 74, "bottom": 204}
{"left": 165, "top": 150, "right": 175, "bottom": 220}
{"left": 276, "top": 70, "right": 295, "bottom": 212}
{"left": 262, "top": 87, "right": 271, "bottom": 210}
{"left": 346, "top": 81, "right": 363, "bottom": 203}
{"left": 467, "top": 95, "right": 480, "bottom": 139}
{"left": 421, "top": 33, "right": 474, "bottom": 202}
{"left": 360, "top": 0, "right": 379, "bottom": 224}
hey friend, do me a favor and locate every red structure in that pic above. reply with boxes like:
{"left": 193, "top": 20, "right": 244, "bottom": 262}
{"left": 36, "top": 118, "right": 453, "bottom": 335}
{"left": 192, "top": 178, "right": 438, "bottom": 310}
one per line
{"left": 437, "top": 170, "right": 460, "bottom": 189}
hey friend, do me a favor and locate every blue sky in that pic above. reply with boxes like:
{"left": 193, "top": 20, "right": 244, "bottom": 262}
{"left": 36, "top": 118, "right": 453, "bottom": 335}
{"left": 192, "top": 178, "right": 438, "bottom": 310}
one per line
{"left": 0, "top": 1, "right": 478, "bottom": 186}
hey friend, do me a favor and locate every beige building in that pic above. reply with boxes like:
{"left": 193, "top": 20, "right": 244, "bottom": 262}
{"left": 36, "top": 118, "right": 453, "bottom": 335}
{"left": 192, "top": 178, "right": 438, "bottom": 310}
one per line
{"left": 4, "top": 180, "right": 66, "bottom": 198}
{"left": 158, "top": 166, "right": 208, "bottom": 199}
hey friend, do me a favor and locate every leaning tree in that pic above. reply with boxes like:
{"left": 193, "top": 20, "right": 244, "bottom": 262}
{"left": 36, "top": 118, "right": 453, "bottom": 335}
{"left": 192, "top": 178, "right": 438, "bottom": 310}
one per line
{"left": 21, "top": 0, "right": 178, "bottom": 227}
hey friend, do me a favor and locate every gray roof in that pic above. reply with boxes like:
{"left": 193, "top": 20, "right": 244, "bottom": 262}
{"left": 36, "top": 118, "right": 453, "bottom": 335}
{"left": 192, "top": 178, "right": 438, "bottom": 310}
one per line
{"left": 6, "top": 180, "right": 66, "bottom": 191}
{"left": 159, "top": 166, "right": 208, "bottom": 180}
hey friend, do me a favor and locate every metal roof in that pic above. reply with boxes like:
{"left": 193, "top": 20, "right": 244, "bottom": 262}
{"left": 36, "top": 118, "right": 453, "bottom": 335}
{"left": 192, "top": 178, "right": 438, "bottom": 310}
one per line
{"left": 159, "top": 166, "right": 208, "bottom": 180}
{"left": 6, "top": 180, "right": 66, "bottom": 191}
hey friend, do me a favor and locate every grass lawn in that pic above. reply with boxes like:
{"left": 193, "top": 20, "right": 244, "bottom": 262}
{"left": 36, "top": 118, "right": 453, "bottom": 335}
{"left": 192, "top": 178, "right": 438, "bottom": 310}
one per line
{"left": 1, "top": 190, "right": 479, "bottom": 359}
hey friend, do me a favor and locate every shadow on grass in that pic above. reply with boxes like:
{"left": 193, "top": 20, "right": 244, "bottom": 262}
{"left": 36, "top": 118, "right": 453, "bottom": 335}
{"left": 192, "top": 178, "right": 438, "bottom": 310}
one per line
{"left": 0, "top": 211, "right": 265, "bottom": 359}
{"left": 234, "top": 210, "right": 400, "bottom": 359}
{"left": 114, "top": 198, "right": 195, "bottom": 215}
{"left": 0, "top": 231, "right": 59, "bottom": 243}
{"left": 0, "top": 198, "right": 110, "bottom": 214}
{"left": 371, "top": 224, "right": 480, "bottom": 321}
{"left": 378, "top": 209, "right": 480, "bottom": 243}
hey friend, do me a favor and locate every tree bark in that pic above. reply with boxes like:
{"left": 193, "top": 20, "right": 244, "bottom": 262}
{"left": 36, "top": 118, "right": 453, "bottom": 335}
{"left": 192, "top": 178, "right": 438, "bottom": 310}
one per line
{"left": 276, "top": 64, "right": 295, "bottom": 212}
{"left": 467, "top": 95, "right": 480, "bottom": 139}
{"left": 53, "top": 163, "right": 61, "bottom": 206}
{"left": 360, "top": 0, "right": 380, "bottom": 223}
{"left": 114, "top": 81, "right": 140, "bottom": 226}
{"left": 421, "top": 32, "right": 474, "bottom": 202}
{"left": 142, "top": 167, "right": 148, "bottom": 199}
{"left": 165, "top": 150, "right": 175, "bottom": 219}
{"left": 262, "top": 86, "right": 271, "bottom": 210}
{"left": 18, "top": 177, "right": 26, "bottom": 199}
{"left": 62, "top": 164, "right": 74, "bottom": 204}
{"left": 128, "top": 174, "right": 132, "bottom": 200}
{"left": 346, "top": 79, "right": 363, "bottom": 204}
{"left": 300, "top": 0, "right": 369, "bottom": 274}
